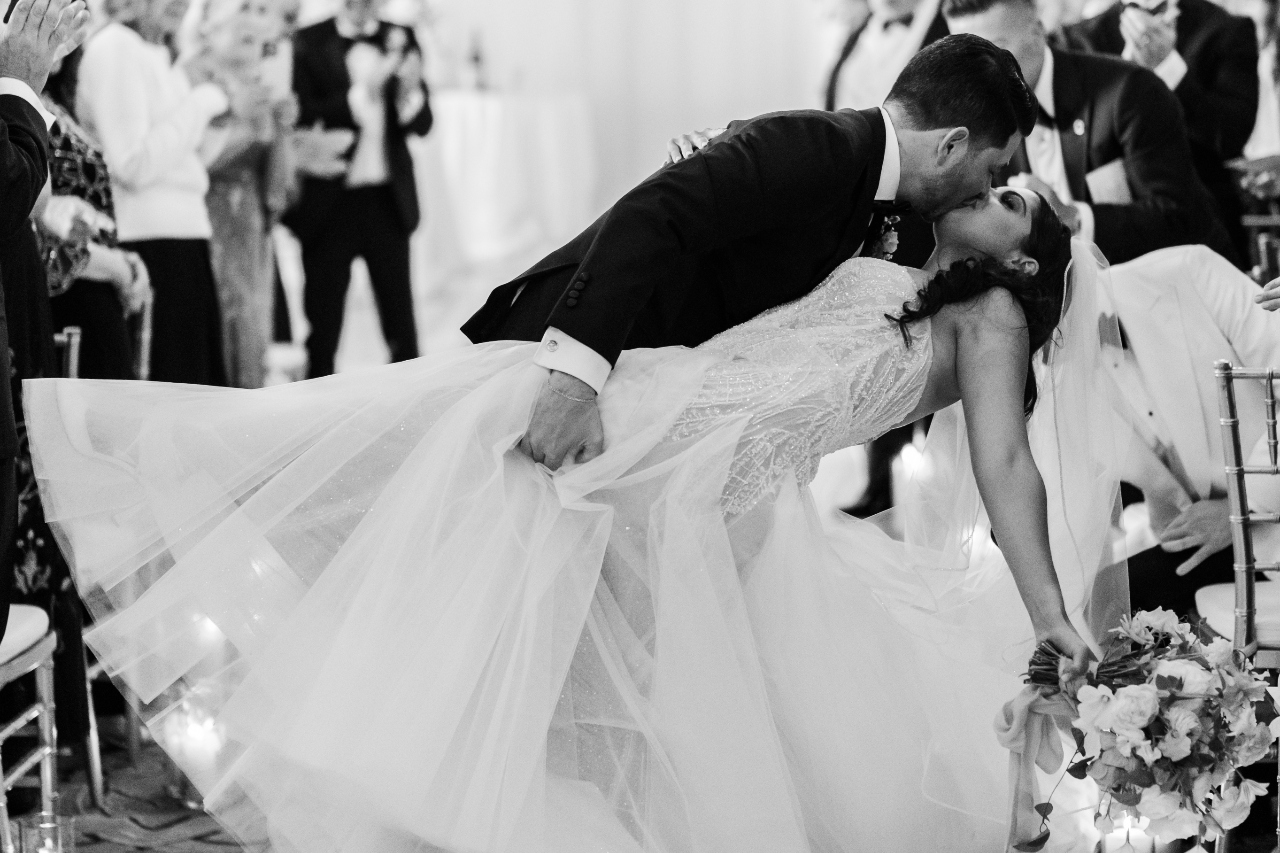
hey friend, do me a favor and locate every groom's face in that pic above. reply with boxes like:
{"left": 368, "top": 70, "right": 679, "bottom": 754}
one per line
{"left": 910, "top": 130, "right": 1020, "bottom": 222}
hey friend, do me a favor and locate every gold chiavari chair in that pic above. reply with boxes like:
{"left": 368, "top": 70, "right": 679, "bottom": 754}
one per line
{"left": 1195, "top": 360, "right": 1280, "bottom": 853}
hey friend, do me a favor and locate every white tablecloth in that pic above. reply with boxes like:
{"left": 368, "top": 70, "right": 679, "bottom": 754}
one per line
{"left": 411, "top": 90, "right": 597, "bottom": 285}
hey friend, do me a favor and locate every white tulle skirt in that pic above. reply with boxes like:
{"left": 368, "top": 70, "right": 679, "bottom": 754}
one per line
{"left": 25, "top": 343, "right": 1077, "bottom": 853}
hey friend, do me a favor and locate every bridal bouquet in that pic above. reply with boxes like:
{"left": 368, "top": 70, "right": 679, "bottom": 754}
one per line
{"left": 1019, "top": 609, "right": 1278, "bottom": 850}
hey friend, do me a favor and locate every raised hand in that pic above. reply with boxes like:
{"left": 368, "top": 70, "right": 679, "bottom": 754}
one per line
{"left": 1119, "top": 6, "right": 1178, "bottom": 70}
{"left": 0, "top": 0, "right": 90, "bottom": 93}
{"left": 518, "top": 371, "right": 605, "bottom": 471}
{"left": 665, "top": 127, "right": 727, "bottom": 165}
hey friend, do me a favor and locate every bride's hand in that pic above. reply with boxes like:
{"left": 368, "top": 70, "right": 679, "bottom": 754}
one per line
{"left": 1036, "top": 620, "right": 1094, "bottom": 691}
{"left": 665, "top": 127, "right": 726, "bottom": 165}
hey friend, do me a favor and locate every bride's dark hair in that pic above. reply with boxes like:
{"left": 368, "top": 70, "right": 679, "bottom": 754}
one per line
{"left": 888, "top": 193, "right": 1072, "bottom": 416}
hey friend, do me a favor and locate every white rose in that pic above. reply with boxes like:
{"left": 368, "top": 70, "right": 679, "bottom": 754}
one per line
{"left": 1211, "top": 780, "right": 1269, "bottom": 831}
{"left": 1235, "top": 720, "right": 1276, "bottom": 768}
{"left": 1096, "top": 683, "right": 1161, "bottom": 734}
{"left": 1074, "top": 684, "right": 1114, "bottom": 754}
{"left": 1204, "top": 638, "right": 1234, "bottom": 668}
{"left": 1154, "top": 659, "right": 1215, "bottom": 696}
{"left": 1133, "top": 608, "right": 1181, "bottom": 636}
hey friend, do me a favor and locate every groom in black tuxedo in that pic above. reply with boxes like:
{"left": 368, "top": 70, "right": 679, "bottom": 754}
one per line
{"left": 287, "top": 0, "right": 433, "bottom": 378}
{"left": 463, "top": 35, "right": 1036, "bottom": 470}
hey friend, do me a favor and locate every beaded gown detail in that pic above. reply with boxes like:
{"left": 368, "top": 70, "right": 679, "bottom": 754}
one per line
{"left": 25, "top": 257, "right": 1039, "bottom": 853}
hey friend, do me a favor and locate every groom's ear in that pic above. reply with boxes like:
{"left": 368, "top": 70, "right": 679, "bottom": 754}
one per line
{"left": 936, "top": 127, "right": 972, "bottom": 167}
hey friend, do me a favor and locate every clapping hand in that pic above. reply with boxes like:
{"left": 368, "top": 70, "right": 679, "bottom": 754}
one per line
{"left": 0, "top": 0, "right": 90, "bottom": 93}
{"left": 291, "top": 123, "right": 355, "bottom": 178}
{"left": 665, "top": 127, "right": 727, "bottom": 165}
{"left": 1160, "top": 498, "right": 1232, "bottom": 575}
{"left": 1007, "top": 173, "right": 1082, "bottom": 234}
{"left": 1120, "top": 4, "right": 1178, "bottom": 70}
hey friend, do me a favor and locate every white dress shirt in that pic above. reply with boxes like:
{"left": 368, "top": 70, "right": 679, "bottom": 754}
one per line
{"left": 338, "top": 15, "right": 429, "bottom": 189}
{"left": 831, "top": 0, "right": 943, "bottom": 110}
{"left": 533, "top": 107, "right": 903, "bottom": 394}
{"left": 1026, "top": 47, "right": 1095, "bottom": 242}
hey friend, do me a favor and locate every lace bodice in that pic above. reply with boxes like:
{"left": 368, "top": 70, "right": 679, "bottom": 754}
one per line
{"left": 669, "top": 257, "right": 933, "bottom": 515}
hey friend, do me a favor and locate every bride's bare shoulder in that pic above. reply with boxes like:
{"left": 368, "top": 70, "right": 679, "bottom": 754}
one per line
{"left": 945, "top": 287, "right": 1027, "bottom": 339}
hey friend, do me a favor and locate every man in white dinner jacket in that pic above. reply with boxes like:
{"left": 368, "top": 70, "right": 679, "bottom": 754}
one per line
{"left": 1106, "top": 244, "right": 1280, "bottom": 617}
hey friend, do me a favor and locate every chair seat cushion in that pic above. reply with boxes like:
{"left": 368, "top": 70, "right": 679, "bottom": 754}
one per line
{"left": 1196, "top": 581, "right": 1280, "bottom": 646}
{"left": 0, "top": 605, "right": 50, "bottom": 666}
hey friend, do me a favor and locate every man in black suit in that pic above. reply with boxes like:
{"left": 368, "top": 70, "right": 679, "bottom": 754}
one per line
{"left": 944, "top": 0, "right": 1237, "bottom": 266}
{"left": 0, "top": 0, "right": 89, "bottom": 641}
{"left": 463, "top": 35, "right": 1036, "bottom": 470}
{"left": 287, "top": 0, "right": 432, "bottom": 378}
{"left": 1057, "top": 0, "right": 1258, "bottom": 266}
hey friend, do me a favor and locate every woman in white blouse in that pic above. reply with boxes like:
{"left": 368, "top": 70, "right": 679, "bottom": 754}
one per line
{"left": 74, "top": 0, "right": 238, "bottom": 385}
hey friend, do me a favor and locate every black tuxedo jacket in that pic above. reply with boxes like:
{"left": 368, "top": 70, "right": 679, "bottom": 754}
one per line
{"left": 0, "top": 94, "right": 49, "bottom": 458}
{"left": 463, "top": 108, "right": 888, "bottom": 365}
{"left": 286, "top": 18, "right": 434, "bottom": 243}
{"left": 824, "top": 10, "right": 949, "bottom": 111}
{"left": 1002, "top": 48, "right": 1236, "bottom": 265}
{"left": 1058, "top": 0, "right": 1257, "bottom": 259}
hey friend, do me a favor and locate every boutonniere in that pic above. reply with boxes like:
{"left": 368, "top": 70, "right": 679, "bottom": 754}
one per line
{"left": 867, "top": 214, "right": 900, "bottom": 261}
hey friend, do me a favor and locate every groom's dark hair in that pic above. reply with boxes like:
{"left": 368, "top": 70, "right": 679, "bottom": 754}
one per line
{"left": 885, "top": 34, "right": 1035, "bottom": 149}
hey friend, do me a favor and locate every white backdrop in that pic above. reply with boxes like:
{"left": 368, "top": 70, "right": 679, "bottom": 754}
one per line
{"left": 300, "top": 0, "right": 843, "bottom": 215}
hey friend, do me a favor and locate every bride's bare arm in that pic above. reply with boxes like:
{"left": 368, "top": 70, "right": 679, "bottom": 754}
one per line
{"left": 953, "top": 289, "right": 1092, "bottom": 674}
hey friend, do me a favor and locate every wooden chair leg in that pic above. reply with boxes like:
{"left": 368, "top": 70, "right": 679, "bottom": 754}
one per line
{"left": 125, "top": 691, "right": 142, "bottom": 767}
{"left": 0, "top": 766, "right": 13, "bottom": 853}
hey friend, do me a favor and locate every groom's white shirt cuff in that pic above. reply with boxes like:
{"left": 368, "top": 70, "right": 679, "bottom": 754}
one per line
{"left": 534, "top": 328, "right": 612, "bottom": 394}
{"left": 0, "top": 79, "right": 55, "bottom": 130}
{"left": 534, "top": 110, "right": 901, "bottom": 394}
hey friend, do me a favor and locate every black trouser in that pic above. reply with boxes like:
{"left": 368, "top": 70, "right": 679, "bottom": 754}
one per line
{"left": 122, "top": 239, "right": 227, "bottom": 386}
{"left": 300, "top": 185, "right": 418, "bottom": 378}
{"left": 1127, "top": 542, "right": 1236, "bottom": 619}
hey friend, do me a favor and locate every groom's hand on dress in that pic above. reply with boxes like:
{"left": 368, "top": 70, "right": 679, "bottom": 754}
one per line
{"left": 1257, "top": 276, "right": 1280, "bottom": 311}
{"left": 665, "top": 127, "right": 727, "bottom": 165}
{"left": 519, "top": 371, "right": 605, "bottom": 471}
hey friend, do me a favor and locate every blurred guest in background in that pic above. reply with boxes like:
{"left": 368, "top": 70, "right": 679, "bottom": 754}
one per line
{"left": 40, "top": 48, "right": 150, "bottom": 382}
{"left": 825, "top": 0, "right": 949, "bottom": 110}
{"left": 1058, "top": 0, "right": 1259, "bottom": 265}
{"left": 944, "top": 0, "right": 1238, "bottom": 265}
{"left": 1103, "top": 246, "right": 1280, "bottom": 617}
{"left": 1241, "top": 0, "right": 1280, "bottom": 160}
{"left": 77, "top": 0, "right": 231, "bottom": 385}
{"left": 188, "top": 0, "right": 298, "bottom": 388}
{"left": 287, "top": 0, "right": 432, "bottom": 378}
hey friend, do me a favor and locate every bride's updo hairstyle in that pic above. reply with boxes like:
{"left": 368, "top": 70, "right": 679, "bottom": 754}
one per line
{"left": 889, "top": 194, "right": 1073, "bottom": 415}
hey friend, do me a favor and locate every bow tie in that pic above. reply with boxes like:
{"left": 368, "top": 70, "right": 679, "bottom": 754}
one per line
{"left": 1122, "top": 1, "right": 1169, "bottom": 14}
{"left": 881, "top": 13, "right": 913, "bottom": 29}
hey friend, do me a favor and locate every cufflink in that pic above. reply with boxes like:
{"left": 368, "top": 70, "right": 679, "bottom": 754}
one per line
{"left": 546, "top": 339, "right": 559, "bottom": 352}
{"left": 1073, "top": 119, "right": 1085, "bottom": 136}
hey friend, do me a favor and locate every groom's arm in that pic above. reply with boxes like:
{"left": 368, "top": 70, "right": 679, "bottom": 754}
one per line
{"left": 540, "top": 112, "right": 870, "bottom": 371}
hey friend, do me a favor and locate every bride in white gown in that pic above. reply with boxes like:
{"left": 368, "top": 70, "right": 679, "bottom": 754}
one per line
{"left": 25, "top": 188, "right": 1126, "bottom": 853}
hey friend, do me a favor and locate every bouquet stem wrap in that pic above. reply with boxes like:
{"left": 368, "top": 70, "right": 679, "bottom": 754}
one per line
{"left": 997, "top": 686, "right": 1077, "bottom": 850}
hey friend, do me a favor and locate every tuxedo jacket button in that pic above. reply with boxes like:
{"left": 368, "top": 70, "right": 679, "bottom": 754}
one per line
{"left": 568, "top": 289, "right": 582, "bottom": 298}
{"left": 577, "top": 272, "right": 591, "bottom": 283}
{"left": 566, "top": 298, "right": 579, "bottom": 307}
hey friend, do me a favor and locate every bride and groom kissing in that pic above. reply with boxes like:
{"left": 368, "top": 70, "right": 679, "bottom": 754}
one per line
{"left": 31, "top": 30, "right": 1130, "bottom": 853}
